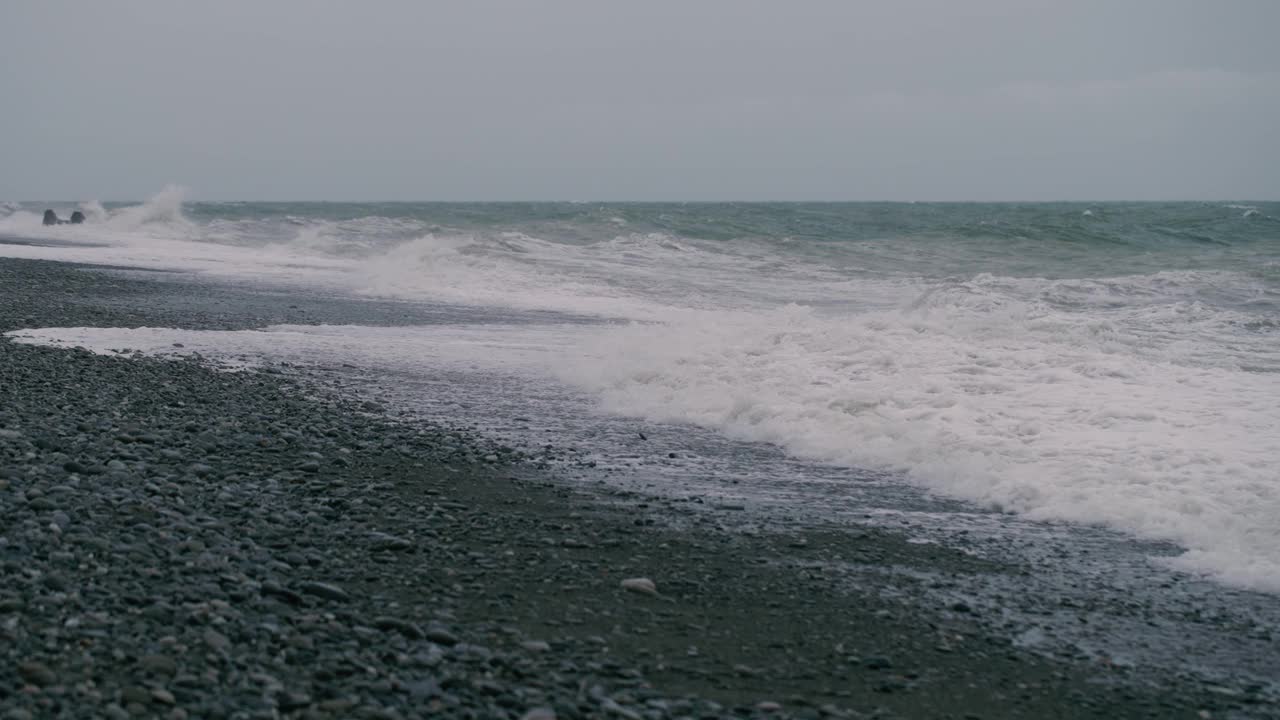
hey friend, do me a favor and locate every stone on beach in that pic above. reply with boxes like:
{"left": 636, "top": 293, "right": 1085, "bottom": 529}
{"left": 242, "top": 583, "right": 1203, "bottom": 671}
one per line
{"left": 620, "top": 577, "right": 657, "bottom": 595}
{"left": 203, "top": 629, "right": 231, "bottom": 652}
{"left": 297, "top": 580, "right": 351, "bottom": 602}
{"left": 139, "top": 654, "right": 177, "bottom": 675}
{"left": 372, "top": 616, "right": 424, "bottom": 639}
{"left": 369, "top": 531, "right": 414, "bottom": 551}
{"left": 599, "top": 697, "right": 643, "bottom": 720}
{"left": 425, "top": 627, "right": 460, "bottom": 646}
{"left": 17, "top": 660, "right": 56, "bottom": 686}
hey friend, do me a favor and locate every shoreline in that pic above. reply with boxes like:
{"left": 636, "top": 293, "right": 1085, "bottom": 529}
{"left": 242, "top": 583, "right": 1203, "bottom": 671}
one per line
{"left": 1, "top": 256, "right": 1275, "bottom": 719}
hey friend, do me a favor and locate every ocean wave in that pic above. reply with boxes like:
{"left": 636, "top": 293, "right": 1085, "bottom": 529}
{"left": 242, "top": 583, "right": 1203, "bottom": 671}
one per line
{"left": 560, "top": 299, "right": 1280, "bottom": 592}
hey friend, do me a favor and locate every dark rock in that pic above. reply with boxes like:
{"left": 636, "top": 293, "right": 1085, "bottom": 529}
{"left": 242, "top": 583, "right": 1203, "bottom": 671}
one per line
{"left": 120, "top": 686, "right": 151, "bottom": 705}
{"left": 372, "top": 616, "right": 424, "bottom": 639}
{"left": 42, "top": 210, "right": 61, "bottom": 226}
{"left": 18, "top": 660, "right": 56, "bottom": 686}
{"left": 42, "top": 573, "right": 68, "bottom": 592}
{"left": 369, "top": 532, "right": 413, "bottom": 551}
{"left": 278, "top": 691, "right": 313, "bottom": 711}
{"left": 139, "top": 654, "right": 177, "bottom": 675}
{"left": 404, "top": 678, "right": 441, "bottom": 699}
{"left": 297, "top": 580, "right": 350, "bottom": 602}
{"left": 260, "top": 581, "right": 305, "bottom": 606}
{"left": 425, "top": 628, "right": 460, "bottom": 646}
{"left": 26, "top": 497, "right": 56, "bottom": 511}
{"left": 151, "top": 688, "right": 176, "bottom": 705}
{"left": 69, "top": 211, "right": 86, "bottom": 224}
{"left": 203, "top": 629, "right": 231, "bottom": 652}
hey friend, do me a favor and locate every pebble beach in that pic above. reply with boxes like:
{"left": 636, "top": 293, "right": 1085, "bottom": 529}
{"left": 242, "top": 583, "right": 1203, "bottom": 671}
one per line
{"left": 1, "top": 255, "right": 1276, "bottom": 719}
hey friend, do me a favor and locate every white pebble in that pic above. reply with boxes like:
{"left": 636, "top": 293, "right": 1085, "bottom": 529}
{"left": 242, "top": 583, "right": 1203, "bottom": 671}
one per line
{"left": 620, "top": 577, "right": 657, "bottom": 595}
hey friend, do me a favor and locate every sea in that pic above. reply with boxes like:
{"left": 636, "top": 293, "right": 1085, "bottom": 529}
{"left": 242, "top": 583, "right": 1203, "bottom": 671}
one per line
{"left": 2, "top": 189, "right": 1278, "bottom": 606}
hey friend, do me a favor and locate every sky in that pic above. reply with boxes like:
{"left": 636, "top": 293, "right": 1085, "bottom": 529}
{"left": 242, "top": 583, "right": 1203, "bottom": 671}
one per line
{"left": 2, "top": 1, "right": 1278, "bottom": 201}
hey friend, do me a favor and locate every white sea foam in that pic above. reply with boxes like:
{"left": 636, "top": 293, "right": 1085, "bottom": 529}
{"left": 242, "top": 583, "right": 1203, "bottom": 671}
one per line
{"left": 558, "top": 295, "right": 1280, "bottom": 591}
{"left": 353, "top": 233, "right": 670, "bottom": 318}
{"left": 348, "top": 229, "right": 923, "bottom": 320}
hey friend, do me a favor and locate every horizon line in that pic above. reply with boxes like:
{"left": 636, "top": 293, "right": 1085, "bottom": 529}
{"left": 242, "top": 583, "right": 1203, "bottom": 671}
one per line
{"left": 16, "top": 198, "right": 1277, "bottom": 205}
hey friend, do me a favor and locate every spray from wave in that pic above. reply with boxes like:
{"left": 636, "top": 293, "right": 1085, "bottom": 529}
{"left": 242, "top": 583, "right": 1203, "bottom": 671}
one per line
{"left": 0, "top": 185, "right": 192, "bottom": 238}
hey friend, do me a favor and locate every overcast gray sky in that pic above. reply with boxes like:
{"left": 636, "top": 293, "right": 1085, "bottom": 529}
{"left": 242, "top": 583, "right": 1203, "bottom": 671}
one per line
{"left": 2, "top": 1, "right": 1277, "bottom": 201}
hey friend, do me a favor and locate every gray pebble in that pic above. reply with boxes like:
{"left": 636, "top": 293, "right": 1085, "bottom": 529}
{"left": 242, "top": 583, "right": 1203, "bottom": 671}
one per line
{"left": 26, "top": 497, "right": 56, "bottom": 511}
{"left": 41, "top": 574, "right": 68, "bottom": 592}
{"left": 372, "top": 616, "right": 424, "bottom": 639}
{"left": 369, "top": 532, "right": 413, "bottom": 551}
{"left": 297, "top": 580, "right": 351, "bottom": 602}
{"left": 204, "top": 629, "right": 231, "bottom": 652}
{"left": 425, "top": 628, "right": 460, "bottom": 646}
{"left": 120, "top": 686, "right": 151, "bottom": 705}
{"left": 17, "top": 660, "right": 56, "bottom": 687}
{"left": 139, "top": 654, "right": 177, "bottom": 675}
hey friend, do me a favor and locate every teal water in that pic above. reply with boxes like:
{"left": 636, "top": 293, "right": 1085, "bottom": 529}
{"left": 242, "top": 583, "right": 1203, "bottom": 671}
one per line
{"left": 171, "top": 199, "right": 1280, "bottom": 276}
